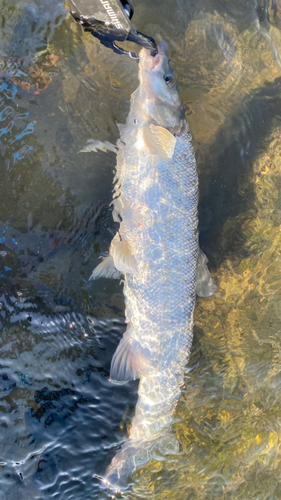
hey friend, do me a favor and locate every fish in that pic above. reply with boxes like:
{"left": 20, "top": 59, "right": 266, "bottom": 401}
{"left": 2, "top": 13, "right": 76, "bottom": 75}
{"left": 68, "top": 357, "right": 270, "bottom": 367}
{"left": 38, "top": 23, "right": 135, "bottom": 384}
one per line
{"left": 90, "top": 41, "right": 216, "bottom": 488}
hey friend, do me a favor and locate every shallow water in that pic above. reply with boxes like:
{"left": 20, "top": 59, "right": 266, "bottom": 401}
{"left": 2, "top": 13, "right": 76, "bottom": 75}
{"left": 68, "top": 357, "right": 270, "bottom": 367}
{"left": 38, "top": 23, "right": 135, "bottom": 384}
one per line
{"left": 1, "top": 0, "right": 281, "bottom": 498}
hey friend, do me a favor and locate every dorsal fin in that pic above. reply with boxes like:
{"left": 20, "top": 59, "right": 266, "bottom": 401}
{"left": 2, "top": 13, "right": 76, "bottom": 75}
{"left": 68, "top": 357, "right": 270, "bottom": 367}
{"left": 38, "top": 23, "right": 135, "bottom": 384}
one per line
{"left": 195, "top": 249, "right": 217, "bottom": 297}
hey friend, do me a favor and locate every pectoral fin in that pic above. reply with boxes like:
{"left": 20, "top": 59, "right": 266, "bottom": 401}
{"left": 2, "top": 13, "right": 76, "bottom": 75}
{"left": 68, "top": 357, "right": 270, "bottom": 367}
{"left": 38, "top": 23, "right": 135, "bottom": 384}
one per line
{"left": 141, "top": 124, "right": 176, "bottom": 159}
{"left": 111, "top": 239, "right": 138, "bottom": 274}
{"left": 78, "top": 139, "right": 117, "bottom": 154}
{"left": 89, "top": 255, "right": 121, "bottom": 280}
{"left": 195, "top": 248, "right": 217, "bottom": 297}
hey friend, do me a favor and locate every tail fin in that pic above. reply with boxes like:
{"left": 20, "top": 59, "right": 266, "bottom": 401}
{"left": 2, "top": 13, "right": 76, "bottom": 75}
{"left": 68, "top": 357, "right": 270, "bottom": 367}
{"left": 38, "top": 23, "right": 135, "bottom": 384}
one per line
{"left": 104, "top": 431, "right": 179, "bottom": 490}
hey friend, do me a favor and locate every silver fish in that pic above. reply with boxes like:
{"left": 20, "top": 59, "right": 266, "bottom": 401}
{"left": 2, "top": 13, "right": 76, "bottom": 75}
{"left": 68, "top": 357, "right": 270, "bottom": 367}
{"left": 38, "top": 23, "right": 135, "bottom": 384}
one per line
{"left": 90, "top": 42, "right": 215, "bottom": 488}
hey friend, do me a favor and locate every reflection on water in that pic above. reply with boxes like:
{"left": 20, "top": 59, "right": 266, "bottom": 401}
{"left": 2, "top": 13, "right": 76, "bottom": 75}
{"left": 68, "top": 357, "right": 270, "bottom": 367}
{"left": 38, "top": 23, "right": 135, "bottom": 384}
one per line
{"left": 1, "top": 0, "right": 281, "bottom": 498}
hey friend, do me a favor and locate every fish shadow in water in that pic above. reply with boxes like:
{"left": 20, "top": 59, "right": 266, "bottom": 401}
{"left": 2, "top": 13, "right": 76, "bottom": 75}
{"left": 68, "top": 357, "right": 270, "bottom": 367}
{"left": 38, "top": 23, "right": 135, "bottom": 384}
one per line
{"left": 198, "top": 77, "right": 281, "bottom": 266}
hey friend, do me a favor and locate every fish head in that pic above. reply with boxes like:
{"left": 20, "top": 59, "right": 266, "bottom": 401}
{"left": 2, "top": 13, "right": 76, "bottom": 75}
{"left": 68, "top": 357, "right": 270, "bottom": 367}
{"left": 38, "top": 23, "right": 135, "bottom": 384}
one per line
{"left": 138, "top": 42, "right": 185, "bottom": 134}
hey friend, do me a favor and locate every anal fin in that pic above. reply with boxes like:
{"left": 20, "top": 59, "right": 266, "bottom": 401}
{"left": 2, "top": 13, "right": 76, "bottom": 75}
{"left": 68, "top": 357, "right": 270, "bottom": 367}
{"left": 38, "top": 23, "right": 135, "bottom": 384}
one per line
{"left": 110, "top": 332, "right": 150, "bottom": 383}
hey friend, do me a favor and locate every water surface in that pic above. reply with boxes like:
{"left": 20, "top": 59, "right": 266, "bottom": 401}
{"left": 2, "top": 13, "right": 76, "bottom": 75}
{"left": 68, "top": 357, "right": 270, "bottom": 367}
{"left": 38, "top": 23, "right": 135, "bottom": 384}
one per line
{"left": 1, "top": 0, "right": 281, "bottom": 498}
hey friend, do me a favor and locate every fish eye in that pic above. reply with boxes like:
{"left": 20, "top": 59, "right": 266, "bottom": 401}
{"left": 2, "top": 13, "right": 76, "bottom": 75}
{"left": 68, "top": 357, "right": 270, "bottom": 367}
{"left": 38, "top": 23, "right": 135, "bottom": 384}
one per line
{"left": 164, "top": 74, "right": 175, "bottom": 88}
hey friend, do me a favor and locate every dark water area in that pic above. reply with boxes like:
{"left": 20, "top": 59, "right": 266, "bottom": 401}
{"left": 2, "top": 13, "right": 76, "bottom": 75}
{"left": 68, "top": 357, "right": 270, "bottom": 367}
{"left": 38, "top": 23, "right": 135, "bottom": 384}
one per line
{"left": 1, "top": 1, "right": 281, "bottom": 499}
